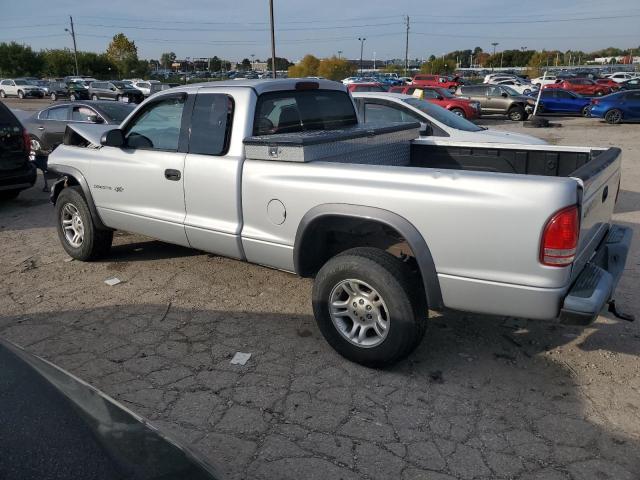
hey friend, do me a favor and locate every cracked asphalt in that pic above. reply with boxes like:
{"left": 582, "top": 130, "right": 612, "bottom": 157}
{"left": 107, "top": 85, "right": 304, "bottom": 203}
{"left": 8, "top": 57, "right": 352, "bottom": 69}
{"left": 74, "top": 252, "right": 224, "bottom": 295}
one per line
{"left": 1, "top": 105, "right": 639, "bottom": 479}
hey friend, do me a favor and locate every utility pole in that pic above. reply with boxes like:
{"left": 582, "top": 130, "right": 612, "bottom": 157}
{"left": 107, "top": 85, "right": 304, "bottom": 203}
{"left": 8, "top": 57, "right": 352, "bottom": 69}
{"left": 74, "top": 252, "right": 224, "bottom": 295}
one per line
{"left": 491, "top": 42, "right": 499, "bottom": 72}
{"left": 373, "top": 51, "right": 376, "bottom": 71}
{"left": 269, "top": 0, "right": 277, "bottom": 78}
{"left": 404, "top": 15, "right": 410, "bottom": 77}
{"left": 338, "top": 50, "right": 342, "bottom": 59}
{"left": 358, "top": 37, "right": 366, "bottom": 75}
{"left": 500, "top": 51, "right": 504, "bottom": 68}
{"left": 65, "top": 16, "right": 79, "bottom": 76}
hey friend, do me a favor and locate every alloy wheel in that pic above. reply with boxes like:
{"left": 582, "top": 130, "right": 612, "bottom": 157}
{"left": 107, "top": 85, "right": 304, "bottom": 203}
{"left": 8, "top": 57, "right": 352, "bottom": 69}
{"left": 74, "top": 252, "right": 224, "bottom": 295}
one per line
{"left": 329, "top": 279, "right": 390, "bottom": 348}
{"left": 61, "top": 203, "right": 84, "bottom": 248}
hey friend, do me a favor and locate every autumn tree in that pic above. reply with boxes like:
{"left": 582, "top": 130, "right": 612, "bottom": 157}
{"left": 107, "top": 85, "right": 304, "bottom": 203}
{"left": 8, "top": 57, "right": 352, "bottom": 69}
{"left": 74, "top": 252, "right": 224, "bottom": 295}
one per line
{"left": 288, "top": 54, "right": 320, "bottom": 78}
{"left": 317, "top": 56, "right": 356, "bottom": 80}
{"left": 106, "top": 33, "right": 138, "bottom": 77}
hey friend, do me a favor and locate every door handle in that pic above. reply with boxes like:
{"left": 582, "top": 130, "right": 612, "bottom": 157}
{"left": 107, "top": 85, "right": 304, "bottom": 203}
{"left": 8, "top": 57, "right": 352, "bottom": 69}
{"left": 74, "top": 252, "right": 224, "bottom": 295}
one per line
{"left": 164, "top": 169, "right": 181, "bottom": 181}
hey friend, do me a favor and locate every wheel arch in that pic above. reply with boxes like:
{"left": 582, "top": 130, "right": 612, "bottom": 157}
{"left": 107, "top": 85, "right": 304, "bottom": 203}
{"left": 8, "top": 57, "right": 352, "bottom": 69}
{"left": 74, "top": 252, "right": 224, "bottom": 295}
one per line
{"left": 49, "top": 165, "right": 109, "bottom": 230}
{"left": 294, "top": 203, "right": 443, "bottom": 310}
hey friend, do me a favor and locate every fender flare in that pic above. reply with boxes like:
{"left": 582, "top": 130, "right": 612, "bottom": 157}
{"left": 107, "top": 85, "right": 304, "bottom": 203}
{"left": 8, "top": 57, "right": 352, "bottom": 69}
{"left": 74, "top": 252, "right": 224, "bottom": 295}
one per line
{"left": 49, "top": 165, "right": 109, "bottom": 231}
{"left": 294, "top": 203, "right": 443, "bottom": 310}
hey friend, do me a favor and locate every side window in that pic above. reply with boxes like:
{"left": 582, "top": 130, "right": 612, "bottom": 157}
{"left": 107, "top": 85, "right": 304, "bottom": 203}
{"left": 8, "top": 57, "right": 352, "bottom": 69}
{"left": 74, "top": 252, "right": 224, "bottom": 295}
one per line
{"left": 487, "top": 86, "right": 502, "bottom": 96}
{"left": 124, "top": 96, "right": 186, "bottom": 151}
{"left": 364, "top": 103, "right": 403, "bottom": 123}
{"left": 46, "top": 106, "right": 68, "bottom": 121}
{"left": 189, "top": 94, "right": 233, "bottom": 156}
{"left": 422, "top": 89, "right": 439, "bottom": 99}
{"left": 71, "top": 106, "right": 98, "bottom": 122}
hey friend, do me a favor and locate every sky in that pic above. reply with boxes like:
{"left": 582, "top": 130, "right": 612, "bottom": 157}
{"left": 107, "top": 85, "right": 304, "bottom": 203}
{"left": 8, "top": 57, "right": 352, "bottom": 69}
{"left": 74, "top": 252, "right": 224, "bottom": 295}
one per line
{"left": 1, "top": 0, "right": 639, "bottom": 63}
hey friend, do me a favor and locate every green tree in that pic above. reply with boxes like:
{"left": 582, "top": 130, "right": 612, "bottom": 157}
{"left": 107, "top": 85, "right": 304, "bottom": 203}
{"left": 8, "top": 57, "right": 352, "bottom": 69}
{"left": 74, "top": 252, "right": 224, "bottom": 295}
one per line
{"left": 106, "top": 33, "right": 138, "bottom": 77}
{"left": 288, "top": 54, "right": 320, "bottom": 78}
{"left": 317, "top": 56, "right": 356, "bottom": 80}
{"left": 383, "top": 64, "right": 404, "bottom": 74}
{"left": 41, "top": 48, "right": 75, "bottom": 76}
{"left": 420, "top": 58, "right": 456, "bottom": 74}
{"left": 240, "top": 58, "right": 252, "bottom": 70}
{"left": 267, "top": 56, "right": 292, "bottom": 71}
{"left": 0, "top": 42, "right": 43, "bottom": 77}
{"left": 160, "top": 52, "right": 176, "bottom": 69}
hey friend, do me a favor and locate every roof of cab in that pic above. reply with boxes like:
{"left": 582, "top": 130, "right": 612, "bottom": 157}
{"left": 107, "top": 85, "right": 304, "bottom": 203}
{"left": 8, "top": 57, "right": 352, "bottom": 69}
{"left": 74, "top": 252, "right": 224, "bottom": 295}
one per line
{"left": 163, "top": 78, "right": 348, "bottom": 96}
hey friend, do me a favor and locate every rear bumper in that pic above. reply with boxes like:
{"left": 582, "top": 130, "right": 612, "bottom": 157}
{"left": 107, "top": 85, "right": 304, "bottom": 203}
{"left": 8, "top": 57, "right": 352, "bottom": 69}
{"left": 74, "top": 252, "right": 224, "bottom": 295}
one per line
{"left": 558, "top": 224, "right": 632, "bottom": 325}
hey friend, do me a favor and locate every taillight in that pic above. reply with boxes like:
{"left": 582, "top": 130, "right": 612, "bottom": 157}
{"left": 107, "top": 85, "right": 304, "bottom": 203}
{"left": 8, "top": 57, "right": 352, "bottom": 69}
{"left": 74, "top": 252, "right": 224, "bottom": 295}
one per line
{"left": 540, "top": 205, "right": 579, "bottom": 267}
{"left": 591, "top": 99, "right": 600, "bottom": 105}
{"left": 22, "top": 129, "right": 30, "bottom": 154}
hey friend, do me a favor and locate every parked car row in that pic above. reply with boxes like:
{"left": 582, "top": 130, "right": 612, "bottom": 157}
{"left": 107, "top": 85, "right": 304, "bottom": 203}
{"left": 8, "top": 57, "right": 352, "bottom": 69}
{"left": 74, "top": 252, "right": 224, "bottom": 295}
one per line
{"left": 0, "top": 77, "right": 169, "bottom": 103}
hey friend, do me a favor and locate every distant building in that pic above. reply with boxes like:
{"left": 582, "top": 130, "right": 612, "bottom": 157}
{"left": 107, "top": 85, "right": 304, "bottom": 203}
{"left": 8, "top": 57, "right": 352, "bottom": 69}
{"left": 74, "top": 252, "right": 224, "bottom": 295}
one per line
{"left": 593, "top": 56, "right": 640, "bottom": 64}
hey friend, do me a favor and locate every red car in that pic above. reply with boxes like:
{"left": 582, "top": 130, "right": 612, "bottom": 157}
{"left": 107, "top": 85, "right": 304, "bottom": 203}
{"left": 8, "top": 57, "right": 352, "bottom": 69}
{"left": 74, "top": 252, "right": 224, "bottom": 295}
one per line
{"left": 411, "top": 74, "right": 462, "bottom": 91}
{"left": 595, "top": 78, "right": 621, "bottom": 91}
{"left": 347, "top": 83, "right": 387, "bottom": 93}
{"left": 388, "top": 85, "right": 480, "bottom": 119}
{"left": 543, "top": 78, "right": 611, "bottom": 96}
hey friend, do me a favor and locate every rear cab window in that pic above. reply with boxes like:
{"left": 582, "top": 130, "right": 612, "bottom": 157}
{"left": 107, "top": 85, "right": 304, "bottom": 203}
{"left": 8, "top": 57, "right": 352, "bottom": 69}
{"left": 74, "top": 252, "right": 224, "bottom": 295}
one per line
{"left": 253, "top": 89, "right": 357, "bottom": 135}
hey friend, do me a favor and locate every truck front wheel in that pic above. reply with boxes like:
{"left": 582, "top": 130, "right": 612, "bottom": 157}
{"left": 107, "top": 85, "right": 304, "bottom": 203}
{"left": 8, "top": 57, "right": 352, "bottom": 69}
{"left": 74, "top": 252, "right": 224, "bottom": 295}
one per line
{"left": 312, "top": 247, "right": 427, "bottom": 367}
{"left": 55, "top": 187, "right": 113, "bottom": 261}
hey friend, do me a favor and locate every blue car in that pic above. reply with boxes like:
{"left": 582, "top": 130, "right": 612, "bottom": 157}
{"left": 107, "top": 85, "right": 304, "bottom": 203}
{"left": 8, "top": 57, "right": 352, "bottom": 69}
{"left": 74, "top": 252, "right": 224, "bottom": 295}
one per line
{"left": 589, "top": 90, "right": 640, "bottom": 124}
{"left": 536, "top": 89, "right": 591, "bottom": 116}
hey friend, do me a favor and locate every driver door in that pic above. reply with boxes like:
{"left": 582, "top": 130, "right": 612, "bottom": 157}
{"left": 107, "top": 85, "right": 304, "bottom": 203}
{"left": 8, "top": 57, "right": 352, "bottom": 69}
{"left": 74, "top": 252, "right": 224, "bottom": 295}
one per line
{"left": 88, "top": 93, "right": 190, "bottom": 246}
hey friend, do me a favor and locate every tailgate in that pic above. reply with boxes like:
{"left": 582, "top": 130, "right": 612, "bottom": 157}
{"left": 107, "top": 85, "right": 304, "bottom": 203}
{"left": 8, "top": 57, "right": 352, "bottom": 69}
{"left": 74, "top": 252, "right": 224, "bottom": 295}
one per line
{"left": 571, "top": 147, "right": 621, "bottom": 280}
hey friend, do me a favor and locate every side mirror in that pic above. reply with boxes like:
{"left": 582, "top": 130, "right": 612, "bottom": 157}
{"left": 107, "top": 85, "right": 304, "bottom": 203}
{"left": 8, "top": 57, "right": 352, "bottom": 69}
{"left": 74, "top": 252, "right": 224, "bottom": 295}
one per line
{"left": 88, "top": 114, "right": 104, "bottom": 124}
{"left": 501, "top": 92, "right": 508, "bottom": 98}
{"left": 100, "top": 129, "right": 124, "bottom": 147}
{"left": 110, "top": 86, "right": 117, "bottom": 91}
{"left": 419, "top": 122, "right": 433, "bottom": 136}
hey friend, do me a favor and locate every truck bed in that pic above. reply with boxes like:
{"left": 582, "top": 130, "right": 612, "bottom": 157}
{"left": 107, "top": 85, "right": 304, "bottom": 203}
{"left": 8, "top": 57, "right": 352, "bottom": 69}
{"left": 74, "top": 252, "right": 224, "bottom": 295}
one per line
{"left": 409, "top": 142, "right": 607, "bottom": 177}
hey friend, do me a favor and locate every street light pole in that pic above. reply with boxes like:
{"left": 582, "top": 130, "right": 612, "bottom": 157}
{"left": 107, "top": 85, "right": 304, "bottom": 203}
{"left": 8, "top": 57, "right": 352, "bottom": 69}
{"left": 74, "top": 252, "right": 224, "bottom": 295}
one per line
{"left": 269, "top": 0, "right": 277, "bottom": 78}
{"left": 491, "top": 42, "right": 499, "bottom": 72}
{"left": 65, "top": 16, "right": 79, "bottom": 76}
{"left": 373, "top": 51, "right": 376, "bottom": 71}
{"left": 338, "top": 50, "right": 342, "bottom": 59}
{"left": 358, "top": 37, "right": 366, "bottom": 75}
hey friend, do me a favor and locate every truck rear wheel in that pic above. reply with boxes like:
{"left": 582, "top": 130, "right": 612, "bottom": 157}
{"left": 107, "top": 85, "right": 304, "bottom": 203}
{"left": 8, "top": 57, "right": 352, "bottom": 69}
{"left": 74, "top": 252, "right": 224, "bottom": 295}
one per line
{"left": 312, "top": 247, "right": 427, "bottom": 367}
{"left": 55, "top": 187, "right": 113, "bottom": 261}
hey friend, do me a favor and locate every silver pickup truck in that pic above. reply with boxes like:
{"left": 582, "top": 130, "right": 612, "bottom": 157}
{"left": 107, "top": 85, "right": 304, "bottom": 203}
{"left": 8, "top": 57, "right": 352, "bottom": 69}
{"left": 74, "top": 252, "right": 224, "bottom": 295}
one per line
{"left": 48, "top": 79, "right": 633, "bottom": 367}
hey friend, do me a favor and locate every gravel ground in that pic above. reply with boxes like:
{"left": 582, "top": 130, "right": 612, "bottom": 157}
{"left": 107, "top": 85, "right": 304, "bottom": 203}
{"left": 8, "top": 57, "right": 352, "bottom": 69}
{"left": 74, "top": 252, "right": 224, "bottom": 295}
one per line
{"left": 1, "top": 98, "right": 639, "bottom": 480}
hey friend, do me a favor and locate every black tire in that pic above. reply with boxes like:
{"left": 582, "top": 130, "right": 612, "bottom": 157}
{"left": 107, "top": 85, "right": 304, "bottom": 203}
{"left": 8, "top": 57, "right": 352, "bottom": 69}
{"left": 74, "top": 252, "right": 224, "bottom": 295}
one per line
{"left": 523, "top": 89, "right": 531, "bottom": 95}
{"left": 581, "top": 105, "right": 591, "bottom": 117}
{"left": 50, "top": 92, "right": 57, "bottom": 101}
{"left": 55, "top": 187, "right": 113, "bottom": 261}
{"left": 450, "top": 107, "right": 466, "bottom": 118}
{"left": 508, "top": 105, "right": 525, "bottom": 121}
{"left": 0, "top": 190, "right": 20, "bottom": 200}
{"left": 0, "top": 90, "right": 6, "bottom": 98}
{"left": 115, "top": 95, "right": 121, "bottom": 102}
{"left": 17, "top": 90, "right": 24, "bottom": 99}
{"left": 312, "top": 247, "right": 427, "bottom": 367}
{"left": 70, "top": 94, "right": 77, "bottom": 101}
{"left": 91, "top": 94, "right": 98, "bottom": 101}
{"left": 605, "top": 109, "right": 623, "bottom": 125}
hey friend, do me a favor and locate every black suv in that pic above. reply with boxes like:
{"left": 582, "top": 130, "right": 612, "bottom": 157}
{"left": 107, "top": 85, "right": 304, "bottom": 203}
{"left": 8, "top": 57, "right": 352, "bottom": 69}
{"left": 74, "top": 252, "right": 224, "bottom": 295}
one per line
{"left": 88, "top": 81, "right": 144, "bottom": 104}
{"left": 0, "top": 102, "right": 36, "bottom": 199}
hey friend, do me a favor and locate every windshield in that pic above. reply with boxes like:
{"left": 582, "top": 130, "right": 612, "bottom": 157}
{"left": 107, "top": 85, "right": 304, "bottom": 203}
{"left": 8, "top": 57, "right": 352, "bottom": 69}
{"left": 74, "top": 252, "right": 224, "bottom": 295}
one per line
{"left": 111, "top": 81, "right": 126, "bottom": 88}
{"left": 404, "top": 98, "right": 483, "bottom": 132}
{"left": 96, "top": 103, "right": 135, "bottom": 122}
{"left": 501, "top": 86, "right": 521, "bottom": 96}
{"left": 434, "top": 88, "right": 455, "bottom": 98}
